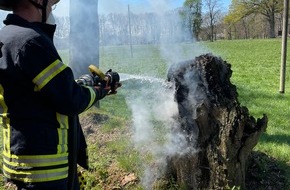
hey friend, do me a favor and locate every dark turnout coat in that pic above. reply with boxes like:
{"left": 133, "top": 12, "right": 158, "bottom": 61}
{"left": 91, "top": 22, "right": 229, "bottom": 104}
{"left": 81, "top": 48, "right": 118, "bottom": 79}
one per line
{"left": 0, "top": 14, "right": 99, "bottom": 189}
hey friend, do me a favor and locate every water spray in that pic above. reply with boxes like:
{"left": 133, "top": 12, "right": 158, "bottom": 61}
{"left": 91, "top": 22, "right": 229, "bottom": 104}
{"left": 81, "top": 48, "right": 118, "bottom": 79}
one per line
{"left": 119, "top": 73, "right": 164, "bottom": 83}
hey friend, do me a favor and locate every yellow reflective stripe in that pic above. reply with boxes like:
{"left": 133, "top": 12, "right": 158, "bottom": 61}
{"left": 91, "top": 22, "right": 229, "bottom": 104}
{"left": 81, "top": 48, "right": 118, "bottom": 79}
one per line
{"left": 3, "top": 165, "right": 68, "bottom": 183}
{"left": 56, "top": 113, "right": 68, "bottom": 154}
{"left": 33, "top": 59, "right": 67, "bottom": 91}
{"left": 1, "top": 122, "right": 11, "bottom": 153}
{"left": 0, "top": 85, "right": 6, "bottom": 117}
{"left": 1, "top": 115, "right": 10, "bottom": 153}
{"left": 84, "top": 86, "right": 96, "bottom": 110}
{"left": 3, "top": 152, "right": 68, "bottom": 167}
{"left": 0, "top": 84, "right": 10, "bottom": 153}
{"left": 0, "top": 84, "right": 8, "bottom": 118}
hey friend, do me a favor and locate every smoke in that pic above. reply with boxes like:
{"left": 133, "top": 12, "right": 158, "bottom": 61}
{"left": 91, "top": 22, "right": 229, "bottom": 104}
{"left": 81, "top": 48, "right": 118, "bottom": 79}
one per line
{"left": 68, "top": 0, "right": 100, "bottom": 78}
{"left": 143, "top": 0, "right": 209, "bottom": 66}
{"left": 99, "top": 0, "right": 182, "bottom": 14}
{"left": 118, "top": 2, "right": 209, "bottom": 189}
{"left": 57, "top": 0, "right": 210, "bottom": 188}
{"left": 147, "top": 1, "right": 174, "bottom": 14}
{"left": 115, "top": 1, "right": 209, "bottom": 188}
{"left": 125, "top": 75, "right": 196, "bottom": 188}
{"left": 124, "top": 61, "right": 209, "bottom": 189}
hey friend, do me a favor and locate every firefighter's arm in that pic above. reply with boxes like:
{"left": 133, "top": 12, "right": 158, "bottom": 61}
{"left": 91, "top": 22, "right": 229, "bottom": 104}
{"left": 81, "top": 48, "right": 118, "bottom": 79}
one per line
{"left": 18, "top": 39, "right": 116, "bottom": 115}
{"left": 75, "top": 74, "right": 109, "bottom": 100}
{"left": 75, "top": 66, "right": 121, "bottom": 97}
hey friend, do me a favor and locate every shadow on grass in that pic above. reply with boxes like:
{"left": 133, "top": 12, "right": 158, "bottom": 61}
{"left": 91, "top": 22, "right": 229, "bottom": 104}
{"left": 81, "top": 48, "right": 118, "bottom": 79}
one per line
{"left": 259, "top": 133, "right": 290, "bottom": 146}
{"left": 246, "top": 151, "right": 290, "bottom": 190}
{"left": 236, "top": 86, "right": 290, "bottom": 142}
{"left": 235, "top": 86, "right": 290, "bottom": 188}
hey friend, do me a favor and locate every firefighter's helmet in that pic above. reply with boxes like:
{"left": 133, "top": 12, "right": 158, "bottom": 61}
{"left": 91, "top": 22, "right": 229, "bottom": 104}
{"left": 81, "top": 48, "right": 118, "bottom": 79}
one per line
{"left": 0, "top": 0, "right": 60, "bottom": 11}
{"left": 0, "top": 0, "right": 21, "bottom": 11}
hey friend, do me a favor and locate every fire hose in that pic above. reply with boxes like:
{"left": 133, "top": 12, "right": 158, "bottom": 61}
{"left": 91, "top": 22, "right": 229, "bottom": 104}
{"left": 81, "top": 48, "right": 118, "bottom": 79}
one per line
{"left": 68, "top": 65, "right": 121, "bottom": 190}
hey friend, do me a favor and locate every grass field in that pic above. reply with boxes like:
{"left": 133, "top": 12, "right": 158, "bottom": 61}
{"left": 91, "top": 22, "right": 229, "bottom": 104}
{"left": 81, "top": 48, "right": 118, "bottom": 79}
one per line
{"left": 206, "top": 39, "right": 290, "bottom": 162}
{"left": 98, "top": 38, "right": 290, "bottom": 189}
{"left": 100, "top": 39, "right": 290, "bottom": 163}
{"left": 1, "top": 38, "right": 290, "bottom": 189}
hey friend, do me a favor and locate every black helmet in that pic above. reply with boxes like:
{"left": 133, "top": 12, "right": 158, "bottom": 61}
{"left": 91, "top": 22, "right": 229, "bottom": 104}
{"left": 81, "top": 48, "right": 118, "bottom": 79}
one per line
{"left": 0, "top": 0, "right": 21, "bottom": 11}
{"left": 0, "top": 0, "right": 60, "bottom": 11}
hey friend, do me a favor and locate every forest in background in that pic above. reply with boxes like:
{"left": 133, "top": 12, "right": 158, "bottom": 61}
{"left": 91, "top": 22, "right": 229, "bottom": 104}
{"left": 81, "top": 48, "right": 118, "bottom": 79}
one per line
{"left": 51, "top": 0, "right": 286, "bottom": 49}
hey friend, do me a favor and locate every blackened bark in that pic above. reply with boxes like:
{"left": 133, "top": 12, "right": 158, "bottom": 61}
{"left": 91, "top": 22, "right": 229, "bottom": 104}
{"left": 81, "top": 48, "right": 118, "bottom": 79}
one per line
{"left": 166, "top": 54, "right": 267, "bottom": 189}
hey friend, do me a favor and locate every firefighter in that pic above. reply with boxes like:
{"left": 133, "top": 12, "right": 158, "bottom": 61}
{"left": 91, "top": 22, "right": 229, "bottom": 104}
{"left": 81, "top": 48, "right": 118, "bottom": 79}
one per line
{"left": 0, "top": 0, "right": 120, "bottom": 189}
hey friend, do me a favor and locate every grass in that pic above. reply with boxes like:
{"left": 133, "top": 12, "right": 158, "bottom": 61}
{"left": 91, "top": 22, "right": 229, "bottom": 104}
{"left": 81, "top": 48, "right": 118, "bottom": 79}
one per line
{"left": 98, "top": 39, "right": 290, "bottom": 188}
{"left": 206, "top": 39, "right": 290, "bottom": 188}
{"left": 1, "top": 38, "right": 290, "bottom": 189}
{"left": 205, "top": 39, "right": 290, "bottom": 162}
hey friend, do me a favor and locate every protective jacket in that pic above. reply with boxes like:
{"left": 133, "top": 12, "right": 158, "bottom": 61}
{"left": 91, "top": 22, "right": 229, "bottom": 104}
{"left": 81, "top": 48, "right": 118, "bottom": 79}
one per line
{"left": 0, "top": 14, "right": 99, "bottom": 188}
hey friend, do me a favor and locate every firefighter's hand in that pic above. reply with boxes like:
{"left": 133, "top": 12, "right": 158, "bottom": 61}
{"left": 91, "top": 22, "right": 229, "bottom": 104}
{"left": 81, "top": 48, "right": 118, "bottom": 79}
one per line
{"left": 104, "top": 70, "right": 122, "bottom": 95}
{"left": 94, "top": 85, "right": 110, "bottom": 100}
{"left": 107, "top": 81, "right": 122, "bottom": 95}
{"left": 99, "top": 77, "right": 121, "bottom": 96}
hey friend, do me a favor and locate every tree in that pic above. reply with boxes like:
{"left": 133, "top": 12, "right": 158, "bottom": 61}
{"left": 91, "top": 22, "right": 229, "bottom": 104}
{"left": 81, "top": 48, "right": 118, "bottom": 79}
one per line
{"left": 203, "top": 0, "right": 223, "bottom": 42}
{"left": 243, "top": 0, "right": 283, "bottom": 38}
{"left": 226, "top": 0, "right": 283, "bottom": 38}
{"left": 224, "top": 0, "right": 247, "bottom": 39}
{"left": 165, "top": 54, "right": 267, "bottom": 189}
{"left": 181, "top": 0, "right": 203, "bottom": 40}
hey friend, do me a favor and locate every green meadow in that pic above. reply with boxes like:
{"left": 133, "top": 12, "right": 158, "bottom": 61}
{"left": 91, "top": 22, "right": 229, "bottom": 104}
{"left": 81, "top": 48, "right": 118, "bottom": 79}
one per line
{"left": 99, "top": 39, "right": 290, "bottom": 166}
{"left": 98, "top": 38, "right": 290, "bottom": 189}
{"left": 0, "top": 39, "right": 290, "bottom": 189}
{"left": 206, "top": 39, "right": 290, "bottom": 162}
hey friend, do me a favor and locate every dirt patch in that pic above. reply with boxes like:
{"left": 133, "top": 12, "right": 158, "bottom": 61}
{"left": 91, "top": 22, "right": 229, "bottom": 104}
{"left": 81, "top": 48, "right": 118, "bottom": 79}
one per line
{"left": 101, "top": 163, "right": 139, "bottom": 190}
{"left": 79, "top": 112, "right": 139, "bottom": 189}
{"left": 80, "top": 112, "right": 109, "bottom": 134}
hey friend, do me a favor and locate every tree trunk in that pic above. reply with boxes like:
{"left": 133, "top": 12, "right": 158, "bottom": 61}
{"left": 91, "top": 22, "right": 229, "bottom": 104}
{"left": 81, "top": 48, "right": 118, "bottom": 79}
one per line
{"left": 267, "top": 12, "right": 276, "bottom": 38}
{"left": 166, "top": 54, "right": 267, "bottom": 189}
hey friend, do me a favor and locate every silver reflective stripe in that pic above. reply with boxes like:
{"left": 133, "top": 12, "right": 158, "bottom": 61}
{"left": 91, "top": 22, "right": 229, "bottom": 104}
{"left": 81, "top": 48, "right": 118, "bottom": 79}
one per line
{"left": 3, "top": 152, "right": 68, "bottom": 167}
{"left": 3, "top": 165, "right": 68, "bottom": 183}
{"left": 3, "top": 154, "right": 68, "bottom": 167}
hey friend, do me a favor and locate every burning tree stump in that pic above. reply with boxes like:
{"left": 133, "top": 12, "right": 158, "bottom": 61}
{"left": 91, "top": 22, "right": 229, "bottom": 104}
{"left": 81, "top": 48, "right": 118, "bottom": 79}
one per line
{"left": 166, "top": 54, "right": 267, "bottom": 189}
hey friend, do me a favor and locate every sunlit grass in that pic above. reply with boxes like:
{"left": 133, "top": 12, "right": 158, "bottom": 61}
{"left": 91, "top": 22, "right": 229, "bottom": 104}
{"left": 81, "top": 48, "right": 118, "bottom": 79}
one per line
{"left": 61, "top": 39, "right": 290, "bottom": 188}
{"left": 205, "top": 39, "right": 290, "bottom": 184}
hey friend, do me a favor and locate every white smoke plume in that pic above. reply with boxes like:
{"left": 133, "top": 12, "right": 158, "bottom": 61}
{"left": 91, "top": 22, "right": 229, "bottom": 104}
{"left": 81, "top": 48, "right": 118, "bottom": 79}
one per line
{"left": 52, "top": 0, "right": 210, "bottom": 188}
{"left": 125, "top": 74, "right": 198, "bottom": 188}
{"left": 119, "top": 0, "right": 209, "bottom": 188}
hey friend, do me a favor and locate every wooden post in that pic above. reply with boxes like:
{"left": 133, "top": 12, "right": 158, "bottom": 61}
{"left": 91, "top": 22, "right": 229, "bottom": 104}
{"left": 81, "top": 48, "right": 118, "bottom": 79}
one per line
{"left": 279, "top": 0, "right": 289, "bottom": 93}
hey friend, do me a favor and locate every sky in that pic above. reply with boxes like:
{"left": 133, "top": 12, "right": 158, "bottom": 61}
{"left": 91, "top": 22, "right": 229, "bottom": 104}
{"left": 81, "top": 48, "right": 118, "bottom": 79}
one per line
{"left": 0, "top": 0, "right": 232, "bottom": 19}
{"left": 54, "top": 0, "right": 232, "bottom": 17}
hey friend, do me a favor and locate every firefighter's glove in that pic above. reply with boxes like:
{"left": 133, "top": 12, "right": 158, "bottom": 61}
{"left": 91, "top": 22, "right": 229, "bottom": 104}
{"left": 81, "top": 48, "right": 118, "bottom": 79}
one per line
{"left": 76, "top": 74, "right": 95, "bottom": 86}
{"left": 104, "top": 69, "right": 122, "bottom": 95}
{"left": 94, "top": 84, "right": 110, "bottom": 100}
